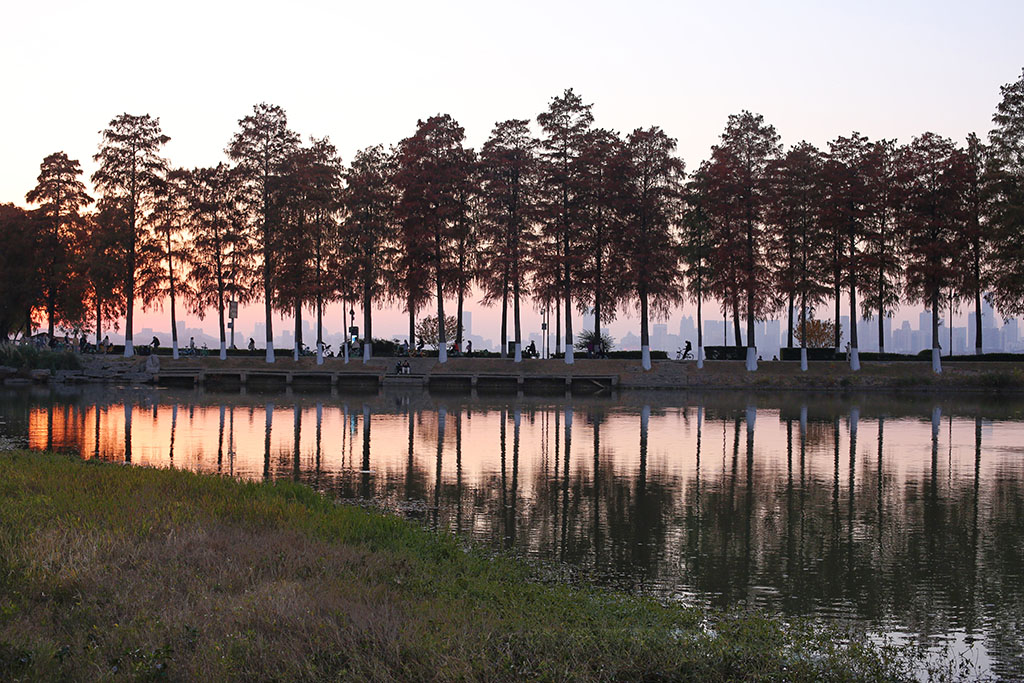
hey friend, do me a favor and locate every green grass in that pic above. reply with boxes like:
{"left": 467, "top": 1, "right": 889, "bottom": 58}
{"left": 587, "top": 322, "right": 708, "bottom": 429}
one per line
{"left": 0, "top": 451, "right": 934, "bottom": 682}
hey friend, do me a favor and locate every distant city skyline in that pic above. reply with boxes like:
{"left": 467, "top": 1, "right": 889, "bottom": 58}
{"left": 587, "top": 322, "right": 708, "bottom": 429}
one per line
{"left": 117, "top": 298, "right": 1018, "bottom": 356}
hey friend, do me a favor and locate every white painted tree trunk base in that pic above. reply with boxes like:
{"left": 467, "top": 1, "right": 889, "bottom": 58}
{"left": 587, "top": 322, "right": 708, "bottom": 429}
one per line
{"left": 220, "top": 341, "right": 227, "bottom": 361}
{"left": 932, "top": 348, "right": 942, "bottom": 373}
{"left": 343, "top": 344, "right": 349, "bottom": 364}
{"left": 745, "top": 346, "right": 757, "bottom": 372}
{"left": 172, "top": 341, "right": 179, "bottom": 360}
{"left": 363, "top": 343, "right": 371, "bottom": 363}
{"left": 849, "top": 347, "right": 860, "bottom": 371}
{"left": 316, "top": 343, "right": 324, "bottom": 365}
{"left": 696, "top": 345, "right": 704, "bottom": 369}
{"left": 293, "top": 343, "right": 300, "bottom": 362}
{"left": 800, "top": 347, "right": 808, "bottom": 371}
{"left": 266, "top": 341, "right": 275, "bottom": 364}
{"left": 514, "top": 342, "right": 522, "bottom": 363}
{"left": 641, "top": 345, "right": 651, "bottom": 370}
{"left": 439, "top": 346, "right": 448, "bottom": 363}
{"left": 124, "top": 339, "right": 134, "bottom": 358}
{"left": 565, "top": 346, "right": 574, "bottom": 365}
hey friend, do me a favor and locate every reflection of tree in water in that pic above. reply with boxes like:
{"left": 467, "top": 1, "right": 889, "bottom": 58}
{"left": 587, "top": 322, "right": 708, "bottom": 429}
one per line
{"left": 517, "top": 404, "right": 685, "bottom": 592}
{"left": 676, "top": 405, "right": 1024, "bottom": 678}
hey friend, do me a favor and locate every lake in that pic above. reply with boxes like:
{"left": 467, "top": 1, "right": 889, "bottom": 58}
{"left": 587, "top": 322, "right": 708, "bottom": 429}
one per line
{"left": 2, "top": 385, "right": 1022, "bottom": 679}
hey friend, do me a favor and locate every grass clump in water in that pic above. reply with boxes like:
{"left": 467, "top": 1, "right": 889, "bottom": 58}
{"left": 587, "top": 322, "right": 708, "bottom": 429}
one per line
{"left": 0, "top": 451, "right": 931, "bottom": 681}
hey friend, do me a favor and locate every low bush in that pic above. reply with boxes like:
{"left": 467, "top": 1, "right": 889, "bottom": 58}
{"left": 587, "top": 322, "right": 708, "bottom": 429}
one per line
{"left": 0, "top": 343, "right": 80, "bottom": 371}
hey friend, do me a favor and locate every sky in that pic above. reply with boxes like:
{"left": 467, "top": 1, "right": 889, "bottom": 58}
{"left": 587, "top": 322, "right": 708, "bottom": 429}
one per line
{"left": 3, "top": 0, "right": 1023, "bottom": 347}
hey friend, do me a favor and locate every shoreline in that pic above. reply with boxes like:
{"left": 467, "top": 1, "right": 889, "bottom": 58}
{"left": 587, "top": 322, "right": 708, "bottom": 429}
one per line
{"left": 6, "top": 353, "right": 1022, "bottom": 394}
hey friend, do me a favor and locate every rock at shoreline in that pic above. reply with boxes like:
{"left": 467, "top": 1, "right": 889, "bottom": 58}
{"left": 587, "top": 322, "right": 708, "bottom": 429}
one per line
{"left": 29, "top": 368, "right": 51, "bottom": 383}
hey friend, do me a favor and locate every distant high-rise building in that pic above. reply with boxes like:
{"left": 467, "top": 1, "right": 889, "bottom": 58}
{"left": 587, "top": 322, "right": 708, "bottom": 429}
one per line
{"left": 678, "top": 315, "right": 697, "bottom": 342}
{"left": 652, "top": 323, "right": 668, "bottom": 350}
{"left": 893, "top": 320, "right": 912, "bottom": 354}
{"left": 1004, "top": 318, "right": 1019, "bottom": 349}
{"left": 704, "top": 320, "right": 725, "bottom": 346}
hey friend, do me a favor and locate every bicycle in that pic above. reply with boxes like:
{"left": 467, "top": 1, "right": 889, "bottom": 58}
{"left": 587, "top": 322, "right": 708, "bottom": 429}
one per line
{"left": 676, "top": 346, "right": 693, "bottom": 361}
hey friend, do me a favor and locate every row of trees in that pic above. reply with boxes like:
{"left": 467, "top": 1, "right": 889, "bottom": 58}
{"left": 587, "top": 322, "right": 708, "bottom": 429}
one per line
{"left": 2, "top": 69, "right": 1023, "bottom": 372}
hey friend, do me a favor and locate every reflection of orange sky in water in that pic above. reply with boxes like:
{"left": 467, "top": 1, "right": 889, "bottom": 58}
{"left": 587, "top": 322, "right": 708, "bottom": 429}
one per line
{"left": 28, "top": 401, "right": 1024, "bottom": 499}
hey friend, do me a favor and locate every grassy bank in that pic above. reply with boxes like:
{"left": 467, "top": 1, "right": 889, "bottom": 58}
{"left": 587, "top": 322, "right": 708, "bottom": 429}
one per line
{"left": 1, "top": 452, "right": 930, "bottom": 681}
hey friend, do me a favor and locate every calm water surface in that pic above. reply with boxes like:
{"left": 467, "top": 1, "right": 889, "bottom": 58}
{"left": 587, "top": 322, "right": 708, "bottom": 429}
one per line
{"left": 2, "top": 386, "right": 1023, "bottom": 679}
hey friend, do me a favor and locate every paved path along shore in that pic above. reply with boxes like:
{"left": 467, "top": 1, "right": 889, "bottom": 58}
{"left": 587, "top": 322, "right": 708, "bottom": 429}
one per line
{"left": 27, "top": 354, "right": 1024, "bottom": 393}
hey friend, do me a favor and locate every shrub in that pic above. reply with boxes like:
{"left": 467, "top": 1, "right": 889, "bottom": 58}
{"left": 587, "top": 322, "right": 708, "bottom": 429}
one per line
{"left": 574, "top": 329, "right": 615, "bottom": 354}
{"left": 0, "top": 343, "right": 80, "bottom": 371}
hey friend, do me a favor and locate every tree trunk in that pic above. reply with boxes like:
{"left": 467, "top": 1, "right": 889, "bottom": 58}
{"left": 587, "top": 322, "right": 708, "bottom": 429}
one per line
{"left": 555, "top": 297, "right": 561, "bottom": 355}
{"left": 343, "top": 300, "right": 351, "bottom": 364}
{"left": 834, "top": 279, "right": 841, "bottom": 351}
{"left": 436, "top": 272, "right": 447, "bottom": 364}
{"left": 732, "top": 299, "right": 742, "bottom": 348}
{"left": 746, "top": 282, "right": 757, "bottom": 372}
{"left": 696, "top": 284, "right": 704, "bottom": 369}
{"left": 513, "top": 266, "right": 522, "bottom": 363}
{"left": 931, "top": 293, "right": 942, "bottom": 374}
{"left": 294, "top": 300, "right": 302, "bottom": 361}
{"left": 316, "top": 290, "right": 323, "bottom": 365}
{"left": 878, "top": 312, "right": 884, "bottom": 356}
{"left": 408, "top": 298, "right": 415, "bottom": 353}
{"left": 594, "top": 232, "right": 603, "bottom": 347}
{"left": 125, "top": 193, "right": 136, "bottom": 358}
{"left": 95, "top": 299, "right": 101, "bottom": 346}
{"left": 640, "top": 286, "right": 651, "bottom": 370}
{"left": 564, "top": 254, "right": 574, "bottom": 365}
{"left": 787, "top": 293, "right": 794, "bottom": 349}
{"left": 849, "top": 237, "right": 859, "bottom": 370}
{"left": 218, "top": 284, "right": 227, "bottom": 361}
{"left": 456, "top": 286, "right": 464, "bottom": 350}
{"left": 169, "top": 245, "right": 179, "bottom": 360}
{"left": 878, "top": 265, "right": 885, "bottom": 354}
{"left": 800, "top": 293, "right": 808, "bottom": 372}
{"left": 500, "top": 271, "right": 508, "bottom": 359}
{"left": 363, "top": 283, "right": 372, "bottom": 362}
{"left": 975, "top": 289, "right": 983, "bottom": 355}
{"left": 949, "top": 294, "right": 954, "bottom": 358}
{"left": 263, "top": 279, "right": 274, "bottom": 363}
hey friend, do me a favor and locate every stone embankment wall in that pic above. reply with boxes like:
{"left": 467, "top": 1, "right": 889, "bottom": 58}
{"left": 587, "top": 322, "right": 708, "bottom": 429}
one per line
{"left": 1, "top": 356, "right": 159, "bottom": 387}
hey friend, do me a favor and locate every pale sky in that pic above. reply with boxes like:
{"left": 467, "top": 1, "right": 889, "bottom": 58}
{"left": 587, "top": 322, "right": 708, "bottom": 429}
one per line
{"left": 3, "top": 0, "right": 1022, "bottom": 346}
